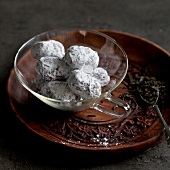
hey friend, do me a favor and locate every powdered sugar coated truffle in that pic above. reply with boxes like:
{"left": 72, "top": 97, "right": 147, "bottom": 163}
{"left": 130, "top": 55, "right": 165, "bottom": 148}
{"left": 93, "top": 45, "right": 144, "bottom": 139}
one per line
{"left": 36, "top": 57, "right": 70, "bottom": 81}
{"left": 68, "top": 70, "right": 101, "bottom": 99}
{"left": 40, "top": 81, "right": 79, "bottom": 101}
{"left": 92, "top": 67, "right": 110, "bottom": 86}
{"left": 63, "top": 45, "right": 87, "bottom": 69}
{"left": 63, "top": 45, "right": 99, "bottom": 70}
{"left": 31, "top": 40, "right": 65, "bottom": 60}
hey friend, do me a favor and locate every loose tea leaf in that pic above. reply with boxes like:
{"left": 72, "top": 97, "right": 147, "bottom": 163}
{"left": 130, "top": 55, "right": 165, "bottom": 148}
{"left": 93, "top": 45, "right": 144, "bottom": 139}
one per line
{"left": 120, "top": 65, "right": 167, "bottom": 110}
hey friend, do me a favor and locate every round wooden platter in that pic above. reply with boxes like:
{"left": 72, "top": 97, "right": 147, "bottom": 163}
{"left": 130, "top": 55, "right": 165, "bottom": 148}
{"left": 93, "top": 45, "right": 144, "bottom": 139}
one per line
{"left": 7, "top": 30, "right": 170, "bottom": 158}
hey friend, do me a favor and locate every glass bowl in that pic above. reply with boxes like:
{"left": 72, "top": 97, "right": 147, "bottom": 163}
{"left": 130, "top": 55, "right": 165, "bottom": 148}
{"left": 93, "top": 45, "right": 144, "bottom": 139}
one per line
{"left": 14, "top": 28, "right": 130, "bottom": 118}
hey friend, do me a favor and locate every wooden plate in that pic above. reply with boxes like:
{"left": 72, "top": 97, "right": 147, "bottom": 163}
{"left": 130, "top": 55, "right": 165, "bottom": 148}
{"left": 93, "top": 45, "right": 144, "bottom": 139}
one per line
{"left": 7, "top": 30, "right": 170, "bottom": 158}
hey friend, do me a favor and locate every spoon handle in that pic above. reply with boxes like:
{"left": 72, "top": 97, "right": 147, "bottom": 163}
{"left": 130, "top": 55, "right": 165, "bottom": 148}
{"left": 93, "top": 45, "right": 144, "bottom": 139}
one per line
{"left": 153, "top": 104, "right": 170, "bottom": 147}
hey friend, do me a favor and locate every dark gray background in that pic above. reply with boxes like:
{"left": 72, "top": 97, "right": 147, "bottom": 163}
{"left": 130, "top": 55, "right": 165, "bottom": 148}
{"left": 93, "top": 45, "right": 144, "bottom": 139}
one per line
{"left": 0, "top": 0, "right": 170, "bottom": 169}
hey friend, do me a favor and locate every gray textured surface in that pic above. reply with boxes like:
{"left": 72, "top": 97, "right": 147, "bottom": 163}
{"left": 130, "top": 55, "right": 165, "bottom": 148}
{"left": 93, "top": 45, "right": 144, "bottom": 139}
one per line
{"left": 1, "top": 0, "right": 170, "bottom": 169}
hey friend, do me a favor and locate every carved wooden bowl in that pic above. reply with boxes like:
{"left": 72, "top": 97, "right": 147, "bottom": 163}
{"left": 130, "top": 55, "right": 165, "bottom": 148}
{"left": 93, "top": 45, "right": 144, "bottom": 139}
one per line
{"left": 7, "top": 30, "right": 170, "bottom": 159}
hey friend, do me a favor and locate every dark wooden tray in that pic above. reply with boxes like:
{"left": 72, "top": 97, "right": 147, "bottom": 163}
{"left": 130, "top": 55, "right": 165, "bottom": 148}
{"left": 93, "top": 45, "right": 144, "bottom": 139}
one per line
{"left": 7, "top": 30, "right": 170, "bottom": 158}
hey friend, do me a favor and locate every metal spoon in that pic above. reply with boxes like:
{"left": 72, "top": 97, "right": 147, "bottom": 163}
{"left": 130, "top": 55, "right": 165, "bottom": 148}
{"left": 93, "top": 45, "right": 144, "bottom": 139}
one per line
{"left": 138, "top": 86, "right": 170, "bottom": 147}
